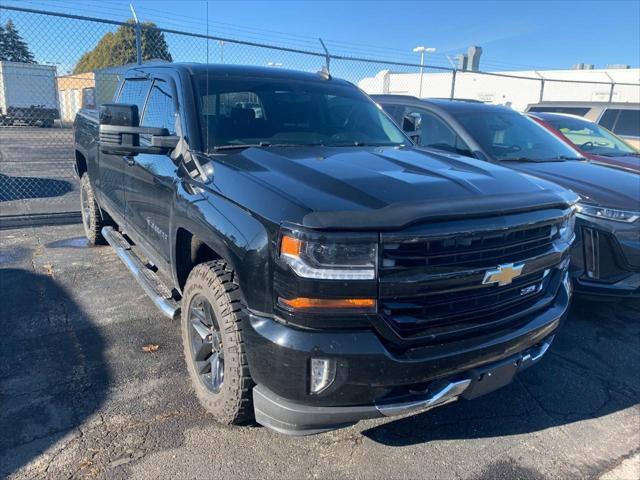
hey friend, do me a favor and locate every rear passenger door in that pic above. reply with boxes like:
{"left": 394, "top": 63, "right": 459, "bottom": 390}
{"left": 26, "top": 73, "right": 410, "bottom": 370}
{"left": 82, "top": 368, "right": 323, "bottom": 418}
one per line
{"left": 98, "top": 78, "right": 151, "bottom": 221}
{"left": 124, "top": 77, "right": 179, "bottom": 264}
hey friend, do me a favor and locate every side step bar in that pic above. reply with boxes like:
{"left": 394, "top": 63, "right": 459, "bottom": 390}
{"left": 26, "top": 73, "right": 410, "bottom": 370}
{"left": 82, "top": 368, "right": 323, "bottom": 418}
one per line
{"left": 102, "top": 226, "right": 180, "bottom": 320}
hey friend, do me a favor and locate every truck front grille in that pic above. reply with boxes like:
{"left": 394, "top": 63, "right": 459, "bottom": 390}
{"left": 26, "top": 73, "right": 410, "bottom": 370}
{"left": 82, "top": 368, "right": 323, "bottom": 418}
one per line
{"left": 378, "top": 212, "right": 570, "bottom": 345}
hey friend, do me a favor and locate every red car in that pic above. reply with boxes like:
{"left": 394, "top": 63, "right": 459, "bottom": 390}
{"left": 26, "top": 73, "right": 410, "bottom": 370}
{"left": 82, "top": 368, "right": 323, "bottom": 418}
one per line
{"left": 528, "top": 112, "right": 640, "bottom": 173}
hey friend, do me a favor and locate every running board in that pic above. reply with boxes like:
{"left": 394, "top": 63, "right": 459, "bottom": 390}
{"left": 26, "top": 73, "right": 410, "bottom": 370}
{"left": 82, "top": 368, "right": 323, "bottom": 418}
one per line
{"left": 102, "top": 226, "right": 180, "bottom": 320}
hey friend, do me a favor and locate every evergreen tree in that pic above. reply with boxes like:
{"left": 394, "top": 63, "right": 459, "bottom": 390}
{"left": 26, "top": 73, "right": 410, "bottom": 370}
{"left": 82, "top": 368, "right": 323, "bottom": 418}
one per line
{"left": 74, "top": 20, "right": 172, "bottom": 73}
{"left": 0, "top": 20, "right": 36, "bottom": 63}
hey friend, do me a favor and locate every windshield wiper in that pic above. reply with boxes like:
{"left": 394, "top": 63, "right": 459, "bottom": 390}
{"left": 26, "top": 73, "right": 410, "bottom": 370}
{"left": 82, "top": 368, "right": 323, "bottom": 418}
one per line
{"left": 213, "top": 142, "right": 271, "bottom": 151}
{"left": 499, "top": 156, "right": 544, "bottom": 163}
{"left": 500, "top": 155, "right": 583, "bottom": 163}
{"left": 326, "top": 142, "right": 403, "bottom": 147}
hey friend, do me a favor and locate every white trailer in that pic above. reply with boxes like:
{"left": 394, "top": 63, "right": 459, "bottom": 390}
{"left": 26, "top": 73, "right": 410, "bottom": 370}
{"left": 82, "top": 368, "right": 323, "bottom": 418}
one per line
{"left": 0, "top": 61, "right": 59, "bottom": 127}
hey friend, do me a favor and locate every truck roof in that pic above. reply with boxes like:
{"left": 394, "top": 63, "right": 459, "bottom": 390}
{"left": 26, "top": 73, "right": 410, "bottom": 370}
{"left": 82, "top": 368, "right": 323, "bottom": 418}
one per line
{"left": 127, "top": 62, "right": 351, "bottom": 86}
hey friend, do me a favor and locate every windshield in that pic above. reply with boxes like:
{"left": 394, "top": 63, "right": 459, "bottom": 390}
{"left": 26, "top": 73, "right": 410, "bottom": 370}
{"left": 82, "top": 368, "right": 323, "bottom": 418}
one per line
{"left": 453, "top": 110, "right": 584, "bottom": 161}
{"left": 545, "top": 116, "right": 637, "bottom": 156}
{"left": 194, "top": 75, "right": 407, "bottom": 151}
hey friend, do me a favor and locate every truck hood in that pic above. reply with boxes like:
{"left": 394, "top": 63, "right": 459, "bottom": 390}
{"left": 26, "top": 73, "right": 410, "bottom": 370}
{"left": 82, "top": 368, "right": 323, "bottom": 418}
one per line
{"left": 506, "top": 160, "right": 640, "bottom": 211}
{"left": 210, "top": 146, "right": 577, "bottom": 230}
{"left": 590, "top": 155, "right": 640, "bottom": 174}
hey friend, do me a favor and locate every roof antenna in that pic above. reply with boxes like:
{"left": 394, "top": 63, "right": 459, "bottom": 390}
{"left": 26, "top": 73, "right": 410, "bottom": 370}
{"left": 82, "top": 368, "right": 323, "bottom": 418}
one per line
{"left": 317, "top": 65, "right": 331, "bottom": 80}
{"left": 317, "top": 38, "right": 331, "bottom": 80}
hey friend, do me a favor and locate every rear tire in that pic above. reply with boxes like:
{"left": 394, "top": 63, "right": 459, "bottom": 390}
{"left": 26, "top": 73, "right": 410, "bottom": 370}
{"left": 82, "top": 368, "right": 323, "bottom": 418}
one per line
{"left": 80, "top": 173, "right": 107, "bottom": 245}
{"left": 181, "top": 260, "right": 254, "bottom": 425}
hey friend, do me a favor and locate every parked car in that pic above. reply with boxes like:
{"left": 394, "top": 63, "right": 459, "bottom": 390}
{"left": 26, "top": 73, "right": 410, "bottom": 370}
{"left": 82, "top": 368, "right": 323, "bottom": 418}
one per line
{"left": 528, "top": 112, "right": 639, "bottom": 173}
{"left": 526, "top": 102, "right": 640, "bottom": 149}
{"left": 375, "top": 96, "right": 640, "bottom": 299}
{"left": 74, "top": 64, "right": 578, "bottom": 435}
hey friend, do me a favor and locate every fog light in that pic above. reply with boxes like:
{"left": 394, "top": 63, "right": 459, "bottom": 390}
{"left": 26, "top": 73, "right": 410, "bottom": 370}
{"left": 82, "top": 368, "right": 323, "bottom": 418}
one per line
{"left": 310, "top": 358, "right": 336, "bottom": 394}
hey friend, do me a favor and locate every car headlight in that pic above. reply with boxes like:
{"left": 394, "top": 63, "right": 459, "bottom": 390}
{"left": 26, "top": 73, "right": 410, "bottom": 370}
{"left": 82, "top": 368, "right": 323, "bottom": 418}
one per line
{"left": 576, "top": 203, "right": 639, "bottom": 223}
{"left": 558, "top": 213, "right": 576, "bottom": 241}
{"left": 279, "top": 228, "right": 377, "bottom": 280}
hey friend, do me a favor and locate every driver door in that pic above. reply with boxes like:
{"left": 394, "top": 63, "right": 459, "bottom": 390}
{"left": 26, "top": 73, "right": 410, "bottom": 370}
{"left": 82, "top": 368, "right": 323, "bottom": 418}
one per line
{"left": 124, "top": 77, "right": 180, "bottom": 265}
{"left": 97, "top": 78, "right": 151, "bottom": 221}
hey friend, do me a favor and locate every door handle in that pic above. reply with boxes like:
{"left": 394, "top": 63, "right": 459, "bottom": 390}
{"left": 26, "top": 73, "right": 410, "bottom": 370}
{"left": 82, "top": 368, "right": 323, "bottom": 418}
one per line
{"left": 124, "top": 156, "right": 136, "bottom": 166}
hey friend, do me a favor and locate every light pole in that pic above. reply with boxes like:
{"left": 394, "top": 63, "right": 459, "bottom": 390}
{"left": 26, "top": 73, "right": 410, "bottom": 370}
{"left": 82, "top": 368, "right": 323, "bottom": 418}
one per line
{"left": 412, "top": 46, "right": 436, "bottom": 98}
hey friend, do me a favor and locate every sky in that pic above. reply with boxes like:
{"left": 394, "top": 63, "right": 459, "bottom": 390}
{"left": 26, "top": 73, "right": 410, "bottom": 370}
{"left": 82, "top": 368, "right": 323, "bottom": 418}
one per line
{"left": 1, "top": 0, "right": 639, "bottom": 76}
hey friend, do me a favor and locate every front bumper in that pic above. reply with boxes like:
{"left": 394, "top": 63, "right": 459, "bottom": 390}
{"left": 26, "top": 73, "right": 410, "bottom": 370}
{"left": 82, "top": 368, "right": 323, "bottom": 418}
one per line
{"left": 245, "top": 272, "right": 571, "bottom": 435}
{"left": 571, "top": 216, "right": 640, "bottom": 298}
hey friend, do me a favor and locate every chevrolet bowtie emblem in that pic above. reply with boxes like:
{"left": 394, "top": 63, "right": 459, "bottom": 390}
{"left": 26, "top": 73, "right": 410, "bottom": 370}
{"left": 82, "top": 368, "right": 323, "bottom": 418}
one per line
{"left": 482, "top": 263, "right": 525, "bottom": 286}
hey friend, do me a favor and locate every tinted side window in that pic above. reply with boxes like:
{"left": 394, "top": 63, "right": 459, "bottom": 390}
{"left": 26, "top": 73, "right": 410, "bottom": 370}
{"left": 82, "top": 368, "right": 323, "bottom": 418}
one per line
{"left": 142, "top": 80, "right": 176, "bottom": 134}
{"left": 408, "top": 108, "right": 472, "bottom": 157}
{"left": 117, "top": 79, "right": 151, "bottom": 113}
{"left": 598, "top": 109, "right": 620, "bottom": 130}
{"left": 613, "top": 110, "right": 640, "bottom": 137}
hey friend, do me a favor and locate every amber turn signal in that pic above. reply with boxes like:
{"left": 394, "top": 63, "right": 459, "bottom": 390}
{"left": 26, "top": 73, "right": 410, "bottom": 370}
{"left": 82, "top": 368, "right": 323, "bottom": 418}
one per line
{"left": 278, "top": 297, "right": 376, "bottom": 311}
{"left": 280, "top": 235, "right": 302, "bottom": 257}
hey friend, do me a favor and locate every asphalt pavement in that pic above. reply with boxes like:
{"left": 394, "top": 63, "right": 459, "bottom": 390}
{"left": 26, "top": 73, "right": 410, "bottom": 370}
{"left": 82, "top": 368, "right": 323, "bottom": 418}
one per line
{"left": 1, "top": 223, "right": 639, "bottom": 479}
{"left": 0, "top": 127, "right": 78, "bottom": 216}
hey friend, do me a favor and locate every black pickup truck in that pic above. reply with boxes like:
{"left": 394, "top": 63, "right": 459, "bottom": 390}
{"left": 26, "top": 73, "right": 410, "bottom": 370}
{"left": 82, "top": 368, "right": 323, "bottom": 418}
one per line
{"left": 74, "top": 64, "right": 578, "bottom": 435}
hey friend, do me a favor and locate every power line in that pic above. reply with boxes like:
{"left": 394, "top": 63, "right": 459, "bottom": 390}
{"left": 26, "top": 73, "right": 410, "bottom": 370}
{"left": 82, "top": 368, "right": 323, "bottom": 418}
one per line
{"left": 4, "top": 0, "right": 563, "bottom": 71}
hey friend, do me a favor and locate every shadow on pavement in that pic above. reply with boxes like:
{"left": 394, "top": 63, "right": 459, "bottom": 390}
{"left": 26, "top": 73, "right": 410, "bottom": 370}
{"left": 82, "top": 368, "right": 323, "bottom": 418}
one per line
{"left": 363, "top": 298, "right": 640, "bottom": 447}
{"left": 0, "top": 268, "right": 108, "bottom": 477}
{"left": 0, "top": 173, "right": 73, "bottom": 201}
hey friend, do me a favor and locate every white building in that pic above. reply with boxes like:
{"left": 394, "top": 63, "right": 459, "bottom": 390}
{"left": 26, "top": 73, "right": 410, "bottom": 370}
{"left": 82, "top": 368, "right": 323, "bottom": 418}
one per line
{"left": 358, "top": 68, "right": 640, "bottom": 111}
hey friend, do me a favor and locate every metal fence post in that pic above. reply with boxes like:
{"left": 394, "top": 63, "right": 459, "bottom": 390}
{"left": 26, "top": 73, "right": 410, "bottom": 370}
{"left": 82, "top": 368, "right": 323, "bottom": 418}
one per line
{"left": 130, "top": 4, "right": 142, "bottom": 65}
{"left": 450, "top": 69, "right": 457, "bottom": 99}
{"left": 533, "top": 71, "right": 545, "bottom": 103}
{"left": 609, "top": 82, "right": 616, "bottom": 102}
{"left": 604, "top": 72, "right": 615, "bottom": 102}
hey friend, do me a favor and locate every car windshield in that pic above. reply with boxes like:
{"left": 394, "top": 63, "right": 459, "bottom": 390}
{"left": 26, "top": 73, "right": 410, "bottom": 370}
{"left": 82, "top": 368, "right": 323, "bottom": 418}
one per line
{"left": 453, "top": 110, "right": 584, "bottom": 162}
{"left": 194, "top": 74, "right": 407, "bottom": 151}
{"left": 544, "top": 116, "right": 637, "bottom": 156}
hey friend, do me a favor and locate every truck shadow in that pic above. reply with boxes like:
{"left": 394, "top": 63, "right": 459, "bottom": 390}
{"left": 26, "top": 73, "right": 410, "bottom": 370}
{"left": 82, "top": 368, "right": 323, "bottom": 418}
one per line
{"left": 362, "top": 298, "right": 640, "bottom": 446}
{"left": 0, "top": 173, "right": 74, "bottom": 201}
{"left": 0, "top": 268, "right": 108, "bottom": 477}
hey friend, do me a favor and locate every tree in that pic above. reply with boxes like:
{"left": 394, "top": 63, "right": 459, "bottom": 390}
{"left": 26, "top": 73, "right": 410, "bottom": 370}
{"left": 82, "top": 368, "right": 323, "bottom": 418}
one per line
{"left": 0, "top": 20, "right": 36, "bottom": 63}
{"left": 74, "top": 20, "right": 172, "bottom": 74}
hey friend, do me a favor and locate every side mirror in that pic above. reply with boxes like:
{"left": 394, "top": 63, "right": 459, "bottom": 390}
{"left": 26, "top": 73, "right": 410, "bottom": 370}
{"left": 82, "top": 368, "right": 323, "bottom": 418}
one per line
{"left": 99, "top": 103, "right": 179, "bottom": 156}
{"left": 100, "top": 103, "right": 139, "bottom": 127}
{"left": 402, "top": 112, "right": 422, "bottom": 144}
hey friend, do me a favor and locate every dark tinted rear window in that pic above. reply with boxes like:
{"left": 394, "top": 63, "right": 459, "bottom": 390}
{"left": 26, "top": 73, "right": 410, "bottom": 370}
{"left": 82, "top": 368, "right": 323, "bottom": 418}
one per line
{"left": 598, "top": 109, "right": 619, "bottom": 129}
{"left": 528, "top": 106, "right": 590, "bottom": 116}
{"left": 614, "top": 110, "right": 640, "bottom": 137}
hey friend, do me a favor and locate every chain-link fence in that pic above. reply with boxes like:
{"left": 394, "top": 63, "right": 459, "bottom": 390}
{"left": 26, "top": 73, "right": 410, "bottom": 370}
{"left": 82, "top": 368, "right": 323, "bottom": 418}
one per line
{"left": 1, "top": 5, "right": 638, "bottom": 220}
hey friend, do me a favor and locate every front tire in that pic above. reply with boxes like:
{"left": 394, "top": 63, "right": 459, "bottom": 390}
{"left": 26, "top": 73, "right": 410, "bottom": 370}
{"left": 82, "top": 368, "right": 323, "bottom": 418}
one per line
{"left": 181, "top": 260, "right": 254, "bottom": 425}
{"left": 79, "top": 173, "right": 107, "bottom": 245}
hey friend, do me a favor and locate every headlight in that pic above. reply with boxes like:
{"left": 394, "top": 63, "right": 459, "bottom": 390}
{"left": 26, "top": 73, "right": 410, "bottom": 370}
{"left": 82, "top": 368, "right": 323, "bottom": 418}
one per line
{"left": 559, "top": 213, "right": 576, "bottom": 241}
{"left": 279, "top": 228, "right": 377, "bottom": 280}
{"left": 576, "top": 203, "right": 639, "bottom": 223}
